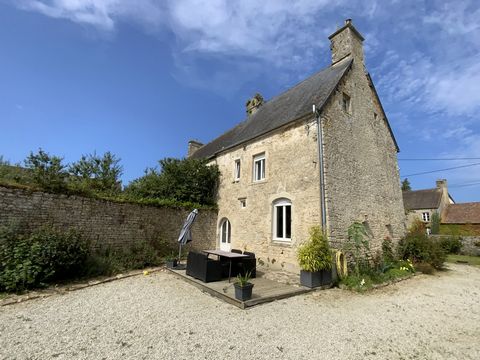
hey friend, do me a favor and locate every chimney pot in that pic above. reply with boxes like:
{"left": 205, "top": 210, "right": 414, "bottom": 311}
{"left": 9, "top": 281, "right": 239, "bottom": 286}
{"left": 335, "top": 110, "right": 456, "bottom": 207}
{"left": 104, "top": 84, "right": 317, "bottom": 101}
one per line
{"left": 246, "top": 93, "right": 264, "bottom": 115}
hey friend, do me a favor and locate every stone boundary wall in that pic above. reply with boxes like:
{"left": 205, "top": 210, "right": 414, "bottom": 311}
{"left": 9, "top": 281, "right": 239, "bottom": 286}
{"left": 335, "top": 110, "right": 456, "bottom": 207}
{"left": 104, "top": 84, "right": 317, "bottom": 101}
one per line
{"left": 0, "top": 186, "right": 217, "bottom": 252}
{"left": 430, "top": 235, "right": 480, "bottom": 257}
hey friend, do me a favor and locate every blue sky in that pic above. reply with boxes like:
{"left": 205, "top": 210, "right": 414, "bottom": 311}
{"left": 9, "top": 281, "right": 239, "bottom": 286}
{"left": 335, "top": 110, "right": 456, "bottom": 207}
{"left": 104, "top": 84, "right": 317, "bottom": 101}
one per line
{"left": 1, "top": 0, "right": 479, "bottom": 202}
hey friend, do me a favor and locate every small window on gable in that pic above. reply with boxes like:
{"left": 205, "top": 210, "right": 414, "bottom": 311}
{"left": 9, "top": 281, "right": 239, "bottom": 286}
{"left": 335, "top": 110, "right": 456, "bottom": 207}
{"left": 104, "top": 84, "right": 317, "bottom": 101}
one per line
{"left": 342, "top": 93, "right": 351, "bottom": 114}
{"left": 239, "top": 198, "right": 246, "bottom": 208}
{"left": 253, "top": 153, "right": 265, "bottom": 182}
{"left": 234, "top": 159, "right": 241, "bottom": 181}
{"left": 374, "top": 112, "right": 378, "bottom": 121}
{"left": 422, "top": 212, "right": 430, "bottom": 222}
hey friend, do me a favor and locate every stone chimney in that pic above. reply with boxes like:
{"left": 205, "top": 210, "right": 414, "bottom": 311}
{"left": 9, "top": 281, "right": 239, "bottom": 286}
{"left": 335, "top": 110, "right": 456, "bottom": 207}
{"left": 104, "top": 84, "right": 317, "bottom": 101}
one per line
{"left": 187, "top": 140, "right": 203, "bottom": 158}
{"left": 246, "top": 93, "right": 264, "bottom": 115}
{"left": 436, "top": 179, "right": 450, "bottom": 215}
{"left": 328, "top": 19, "right": 365, "bottom": 65}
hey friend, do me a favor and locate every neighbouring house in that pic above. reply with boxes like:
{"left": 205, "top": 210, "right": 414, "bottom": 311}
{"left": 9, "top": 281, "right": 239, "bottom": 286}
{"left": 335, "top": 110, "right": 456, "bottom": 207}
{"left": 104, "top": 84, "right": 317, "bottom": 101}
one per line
{"left": 403, "top": 179, "right": 455, "bottom": 233}
{"left": 443, "top": 202, "right": 480, "bottom": 225}
{"left": 188, "top": 19, "right": 406, "bottom": 273}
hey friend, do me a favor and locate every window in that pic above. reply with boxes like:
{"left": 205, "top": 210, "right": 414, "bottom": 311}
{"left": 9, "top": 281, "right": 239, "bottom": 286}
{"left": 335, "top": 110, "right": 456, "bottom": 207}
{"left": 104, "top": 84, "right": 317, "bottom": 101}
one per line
{"left": 273, "top": 199, "right": 292, "bottom": 241}
{"left": 234, "top": 159, "right": 241, "bottom": 181}
{"left": 239, "top": 198, "right": 246, "bottom": 208}
{"left": 422, "top": 212, "right": 430, "bottom": 222}
{"left": 220, "top": 219, "right": 231, "bottom": 244}
{"left": 253, "top": 153, "right": 265, "bottom": 182}
{"left": 342, "top": 93, "right": 351, "bottom": 113}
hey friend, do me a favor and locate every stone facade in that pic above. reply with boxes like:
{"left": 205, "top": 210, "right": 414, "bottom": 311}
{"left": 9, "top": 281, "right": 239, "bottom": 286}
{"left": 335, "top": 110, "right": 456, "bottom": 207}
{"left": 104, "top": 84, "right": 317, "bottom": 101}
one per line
{"left": 0, "top": 185, "right": 217, "bottom": 252}
{"left": 198, "top": 20, "right": 406, "bottom": 273}
{"left": 322, "top": 35, "right": 406, "bottom": 252}
{"left": 213, "top": 118, "right": 321, "bottom": 273}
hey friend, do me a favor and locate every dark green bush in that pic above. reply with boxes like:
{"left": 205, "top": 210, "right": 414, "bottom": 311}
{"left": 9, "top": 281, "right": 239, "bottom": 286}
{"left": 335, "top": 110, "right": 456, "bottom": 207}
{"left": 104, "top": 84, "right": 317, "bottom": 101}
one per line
{"left": 382, "top": 237, "right": 395, "bottom": 264}
{"left": 439, "top": 237, "right": 463, "bottom": 254}
{"left": 397, "top": 222, "right": 446, "bottom": 269}
{"left": 0, "top": 225, "right": 89, "bottom": 292}
{"left": 82, "top": 240, "right": 162, "bottom": 278}
{"left": 125, "top": 157, "right": 220, "bottom": 205}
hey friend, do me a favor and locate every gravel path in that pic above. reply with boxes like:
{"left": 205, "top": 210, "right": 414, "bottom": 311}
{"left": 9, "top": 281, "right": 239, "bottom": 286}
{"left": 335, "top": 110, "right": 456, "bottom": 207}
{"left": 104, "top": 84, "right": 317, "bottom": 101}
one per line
{"left": 1, "top": 264, "right": 479, "bottom": 359}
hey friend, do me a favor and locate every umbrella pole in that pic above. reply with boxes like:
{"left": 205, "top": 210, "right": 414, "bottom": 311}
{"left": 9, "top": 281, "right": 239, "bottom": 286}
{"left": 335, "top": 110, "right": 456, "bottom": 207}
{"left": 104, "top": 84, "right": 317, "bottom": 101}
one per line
{"left": 178, "top": 244, "right": 182, "bottom": 265}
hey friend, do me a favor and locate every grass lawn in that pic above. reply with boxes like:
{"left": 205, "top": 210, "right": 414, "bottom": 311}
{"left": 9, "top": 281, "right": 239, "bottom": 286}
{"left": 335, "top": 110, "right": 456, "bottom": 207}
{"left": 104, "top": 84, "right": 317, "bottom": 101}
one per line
{"left": 447, "top": 254, "right": 480, "bottom": 267}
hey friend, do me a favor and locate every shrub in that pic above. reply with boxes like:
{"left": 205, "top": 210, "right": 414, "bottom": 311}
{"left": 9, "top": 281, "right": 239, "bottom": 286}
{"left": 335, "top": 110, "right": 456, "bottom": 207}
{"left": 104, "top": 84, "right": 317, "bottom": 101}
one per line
{"left": 439, "top": 237, "right": 462, "bottom": 254}
{"left": 344, "top": 222, "right": 370, "bottom": 276}
{"left": 415, "top": 262, "right": 435, "bottom": 274}
{"left": 382, "top": 237, "right": 395, "bottom": 264}
{"left": 125, "top": 157, "right": 220, "bottom": 205}
{"left": 397, "top": 221, "right": 446, "bottom": 269}
{"left": 0, "top": 225, "right": 89, "bottom": 292}
{"left": 82, "top": 240, "right": 162, "bottom": 278}
{"left": 297, "top": 226, "right": 332, "bottom": 272}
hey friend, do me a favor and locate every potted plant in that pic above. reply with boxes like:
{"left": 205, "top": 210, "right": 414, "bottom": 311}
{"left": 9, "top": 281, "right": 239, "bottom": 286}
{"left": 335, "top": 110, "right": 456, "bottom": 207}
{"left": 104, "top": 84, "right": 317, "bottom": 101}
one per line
{"left": 165, "top": 253, "right": 178, "bottom": 269}
{"left": 233, "top": 271, "right": 254, "bottom": 301}
{"left": 297, "top": 226, "right": 333, "bottom": 288}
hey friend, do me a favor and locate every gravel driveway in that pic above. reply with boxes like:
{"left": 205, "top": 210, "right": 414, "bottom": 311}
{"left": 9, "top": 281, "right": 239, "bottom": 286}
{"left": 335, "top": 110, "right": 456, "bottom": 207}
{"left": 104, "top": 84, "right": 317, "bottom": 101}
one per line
{"left": 1, "top": 264, "right": 479, "bottom": 359}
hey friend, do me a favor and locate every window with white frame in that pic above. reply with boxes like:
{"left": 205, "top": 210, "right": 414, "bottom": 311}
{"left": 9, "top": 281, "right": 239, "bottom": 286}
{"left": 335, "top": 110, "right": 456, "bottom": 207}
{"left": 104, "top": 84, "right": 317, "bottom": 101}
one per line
{"left": 253, "top": 153, "right": 265, "bottom": 182}
{"left": 220, "top": 219, "right": 231, "bottom": 244}
{"left": 422, "top": 212, "right": 430, "bottom": 222}
{"left": 273, "top": 199, "right": 292, "bottom": 241}
{"left": 234, "top": 159, "right": 241, "bottom": 181}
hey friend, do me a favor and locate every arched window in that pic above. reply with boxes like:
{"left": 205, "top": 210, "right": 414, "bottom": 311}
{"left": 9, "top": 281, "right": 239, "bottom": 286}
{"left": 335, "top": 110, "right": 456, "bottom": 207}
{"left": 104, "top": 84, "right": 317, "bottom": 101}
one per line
{"left": 273, "top": 199, "right": 291, "bottom": 241}
{"left": 219, "top": 218, "right": 231, "bottom": 250}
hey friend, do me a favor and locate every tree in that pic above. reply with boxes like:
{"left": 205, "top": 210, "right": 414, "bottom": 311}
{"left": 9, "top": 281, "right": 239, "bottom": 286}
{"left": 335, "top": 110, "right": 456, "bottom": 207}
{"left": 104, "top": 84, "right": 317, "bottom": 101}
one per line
{"left": 69, "top": 151, "right": 123, "bottom": 194}
{"left": 125, "top": 157, "right": 220, "bottom": 205}
{"left": 431, "top": 211, "right": 440, "bottom": 235}
{"left": 401, "top": 178, "right": 411, "bottom": 191}
{"left": 24, "top": 149, "right": 68, "bottom": 191}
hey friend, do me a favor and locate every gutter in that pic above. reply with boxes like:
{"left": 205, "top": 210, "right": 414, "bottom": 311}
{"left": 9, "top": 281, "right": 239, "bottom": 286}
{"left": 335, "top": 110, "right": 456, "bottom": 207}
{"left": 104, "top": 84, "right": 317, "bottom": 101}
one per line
{"left": 314, "top": 106, "right": 327, "bottom": 232}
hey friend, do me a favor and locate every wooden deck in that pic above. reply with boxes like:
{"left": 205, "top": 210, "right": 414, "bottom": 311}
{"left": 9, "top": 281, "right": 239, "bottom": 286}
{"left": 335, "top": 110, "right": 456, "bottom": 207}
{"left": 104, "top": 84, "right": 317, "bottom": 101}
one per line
{"left": 167, "top": 267, "right": 316, "bottom": 309}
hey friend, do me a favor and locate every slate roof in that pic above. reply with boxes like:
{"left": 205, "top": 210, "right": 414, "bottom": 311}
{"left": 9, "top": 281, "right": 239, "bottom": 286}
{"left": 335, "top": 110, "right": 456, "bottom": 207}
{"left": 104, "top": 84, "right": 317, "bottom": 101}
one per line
{"left": 402, "top": 189, "right": 443, "bottom": 210}
{"left": 443, "top": 203, "right": 480, "bottom": 224}
{"left": 191, "top": 57, "right": 353, "bottom": 159}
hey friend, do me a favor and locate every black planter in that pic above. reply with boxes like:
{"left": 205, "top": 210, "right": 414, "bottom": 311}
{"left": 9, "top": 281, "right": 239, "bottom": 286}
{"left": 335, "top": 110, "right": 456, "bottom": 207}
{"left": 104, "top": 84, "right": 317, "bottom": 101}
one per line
{"left": 166, "top": 259, "right": 178, "bottom": 269}
{"left": 300, "top": 270, "right": 322, "bottom": 288}
{"left": 234, "top": 283, "right": 254, "bottom": 301}
{"left": 320, "top": 268, "right": 332, "bottom": 286}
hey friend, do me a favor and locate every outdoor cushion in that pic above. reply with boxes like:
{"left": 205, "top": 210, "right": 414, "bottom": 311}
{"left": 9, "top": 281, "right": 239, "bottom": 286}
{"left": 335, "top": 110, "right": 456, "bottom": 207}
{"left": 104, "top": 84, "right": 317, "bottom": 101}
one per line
{"left": 186, "top": 251, "right": 223, "bottom": 283}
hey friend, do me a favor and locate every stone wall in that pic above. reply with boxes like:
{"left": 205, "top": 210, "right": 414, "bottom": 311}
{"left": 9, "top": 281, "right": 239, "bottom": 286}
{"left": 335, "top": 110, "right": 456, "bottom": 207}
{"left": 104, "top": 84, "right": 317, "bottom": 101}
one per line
{"left": 431, "top": 235, "right": 480, "bottom": 257}
{"left": 0, "top": 186, "right": 217, "bottom": 252}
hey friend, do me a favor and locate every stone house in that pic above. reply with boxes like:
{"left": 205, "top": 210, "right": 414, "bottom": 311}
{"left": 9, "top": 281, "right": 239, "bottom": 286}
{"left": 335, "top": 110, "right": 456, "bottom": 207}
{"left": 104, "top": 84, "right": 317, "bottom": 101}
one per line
{"left": 403, "top": 179, "right": 455, "bottom": 233}
{"left": 188, "top": 20, "right": 406, "bottom": 273}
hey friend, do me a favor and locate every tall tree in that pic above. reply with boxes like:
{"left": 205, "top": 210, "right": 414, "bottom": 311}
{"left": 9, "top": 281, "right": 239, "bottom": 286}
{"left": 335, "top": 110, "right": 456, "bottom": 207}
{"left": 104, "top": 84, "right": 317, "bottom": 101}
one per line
{"left": 69, "top": 151, "right": 123, "bottom": 194}
{"left": 401, "top": 178, "right": 412, "bottom": 191}
{"left": 24, "top": 149, "right": 68, "bottom": 191}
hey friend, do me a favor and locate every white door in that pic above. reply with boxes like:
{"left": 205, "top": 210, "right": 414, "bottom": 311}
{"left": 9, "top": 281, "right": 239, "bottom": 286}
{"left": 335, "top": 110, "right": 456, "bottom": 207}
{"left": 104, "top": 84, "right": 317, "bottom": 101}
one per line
{"left": 219, "top": 219, "right": 231, "bottom": 251}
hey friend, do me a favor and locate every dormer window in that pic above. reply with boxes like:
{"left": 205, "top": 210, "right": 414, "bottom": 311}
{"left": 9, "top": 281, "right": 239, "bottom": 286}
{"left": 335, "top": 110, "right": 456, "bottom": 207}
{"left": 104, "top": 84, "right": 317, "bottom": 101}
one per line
{"left": 342, "top": 93, "right": 351, "bottom": 114}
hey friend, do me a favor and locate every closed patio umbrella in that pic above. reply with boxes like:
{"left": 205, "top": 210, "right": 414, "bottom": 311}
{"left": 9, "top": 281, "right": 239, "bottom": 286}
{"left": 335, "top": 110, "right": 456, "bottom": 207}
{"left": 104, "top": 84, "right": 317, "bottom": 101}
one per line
{"left": 177, "top": 209, "right": 198, "bottom": 268}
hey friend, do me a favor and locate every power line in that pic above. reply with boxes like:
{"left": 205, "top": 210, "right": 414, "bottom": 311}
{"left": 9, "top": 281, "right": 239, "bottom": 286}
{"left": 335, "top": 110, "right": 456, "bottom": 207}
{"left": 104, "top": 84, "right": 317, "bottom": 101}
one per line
{"left": 398, "top": 157, "right": 480, "bottom": 161}
{"left": 402, "top": 162, "right": 480, "bottom": 177}
{"left": 449, "top": 181, "right": 480, "bottom": 188}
